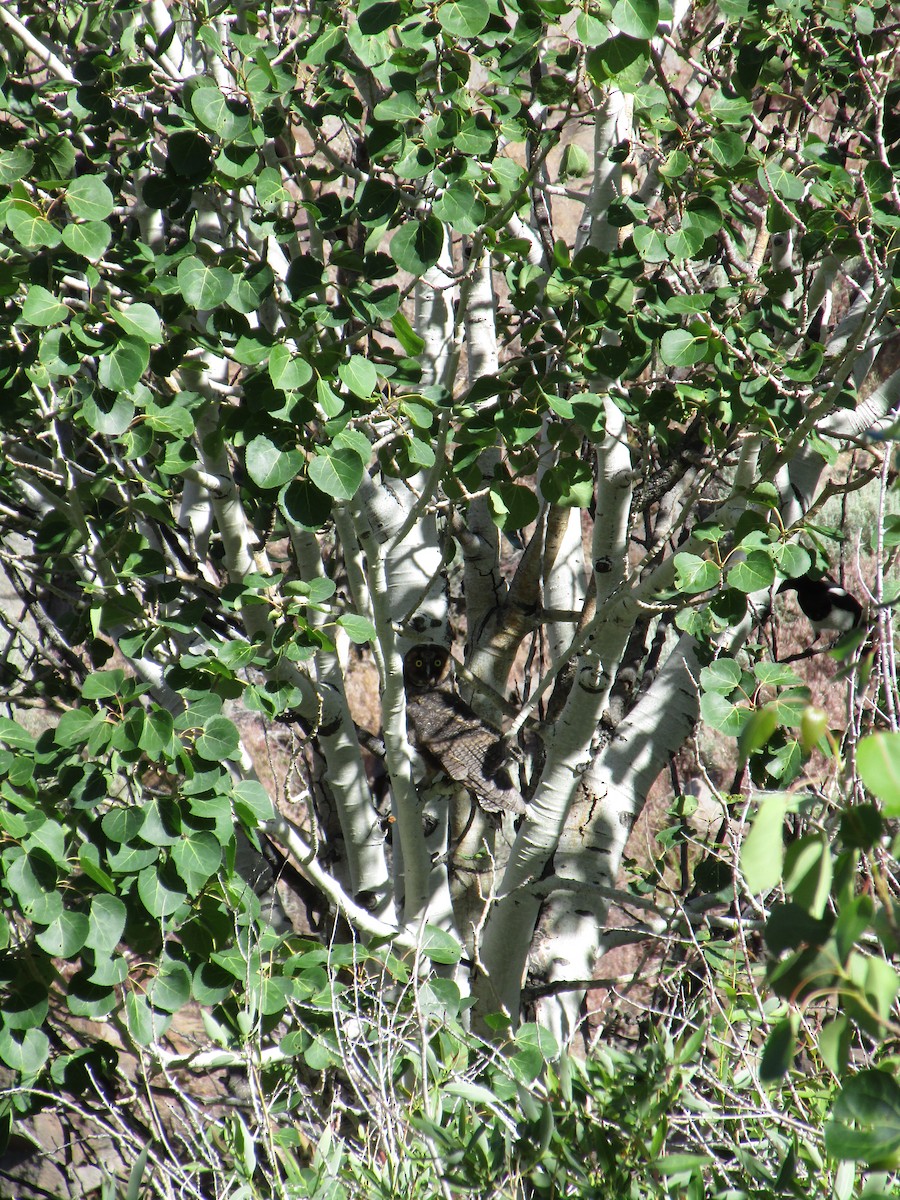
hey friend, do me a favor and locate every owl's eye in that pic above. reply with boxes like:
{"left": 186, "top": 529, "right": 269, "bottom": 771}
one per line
{"left": 414, "top": 658, "right": 424, "bottom": 669}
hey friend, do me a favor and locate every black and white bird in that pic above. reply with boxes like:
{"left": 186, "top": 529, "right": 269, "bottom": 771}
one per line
{"left": 778, "top": 574, "right": 863, "bottom": 637}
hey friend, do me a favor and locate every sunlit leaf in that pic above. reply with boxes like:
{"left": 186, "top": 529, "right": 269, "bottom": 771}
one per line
{"left": 741, "top": 794, "right": 789, "bottom": 893}
{"left": 858, "top": 733, "right": 900, "bottom": 816}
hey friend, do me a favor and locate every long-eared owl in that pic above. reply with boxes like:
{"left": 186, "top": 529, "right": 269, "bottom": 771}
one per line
{"left": 403, "top": 644, "right": 526, "bottom": 816}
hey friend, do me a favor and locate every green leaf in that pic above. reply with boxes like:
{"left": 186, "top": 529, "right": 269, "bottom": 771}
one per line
{"left": 67, "top": 176, "right": 114, "bottom": 220}
{"left": 145, "top": 405, "right": 194, "bottom": 438}
{"left": 0, "top": 147, "right": 34, "bottom": 184}
{"left": 438, "top": 0, "right": 489, "bottom": 36}
{"left": 459, "top": 115, "right": 498, "bottom": 157}
{"left": 826, "top": 1070, "right": 900, "bottom": 1164}
{"left": 193, "top": 962, "right": 236, "bottom": 1006}
{"left": 783, "top": 833, "right": 832, "bottom": 918}
{"left": 140, "top": 709, "right": 177, "bottom": 760}
{"left": 314, "top": 379, "right": 342, "bottom": 417}
{"left": 772, "top": 543, "right": 812, "bottom": 577}
{"left": 6, "top": 204, "right": 61, "bottom": 248}
{"left": 260, "top": 974, "right": 293, "bottom": 1017}
{"left": 85, "top": 895, "right": 127, "bottom": 954}
{"left": 699, "top": 689, "right": 749, "bottom": 736}
{"left": 1, "top": 972, "right": 49, "bottom": 1031}
{"left": 0, "top": 1028, "right": 50, "bottom": 1076}
{"left": 390, "top": 216, "right": 444, "bottom": 276}
{"left": 230, "top": 264, "right": 275, "bottom": 314}
{"left": 217, "top": 143, "right": 260, "bottom": 182}
{"left": 20, "top": 286, "right": 68, "bottom": 327}
{"left": 0, "top": 717, "right": 35, "bottom": 750}
{"left": 196, "top": 716, "right": 240, "bottom": 762}
{"left": 819, "top": 1015, "right": 851, "bottom": 1077}
{"left": 172, "top": 831, "right": 222, "bottom": 888}
{"left": 754, "top": 662, "right": 802, "bottom": 688}
{"left": 82, "top": 670, "right": 127, "bottom": 700}
{"left": 7, "top": 856, "right": 58, "bottom": 920}
{"left": 758, "top": 163, "right": 805, "bottom": 200}
{"left": 862, "top": 956, "right": 900, "bottom": 1024}
{"left": 148, "top": 959, "right": 193, "bottom": 1013}
{"left": 510, "top": 1043, "right": 544, "bottom": 1084}
{"left": 759, "top": 1015, "right": 798, "bottom": 1082}
{"left": 839, "top": 803, "right": 882, "bottom": 850}
{"left": 741, "top": 793, "right": 788, "bottom": 893}
{"left": 82, "top": 392, "right": 134, "bottom": 436}
{"left": 137, "top": 798, "right": 179, "bottom": 848}
{"left": 177, "top": 256, "right": 234, "bottom": 309}
{"left": 268, "top": 344, "right": 313, "bottom": 391}
{"left": 673, "top": 552, "right": 721, "bottom": 594}
{"left": 137, "top": 864, "right": 187, "bottom": 918}
{"left": 309, "top": 447, "right": 366, "bottom": 501}
{"left": 102, "top": 806, "right": 144, "bottom": 844}
{"left": 245, "top": 435, "right": 303, "bottom": 490}
{"left": 39, "top": 328, "right": 79, "bottom": 377}
{"left": 232, "top": 779, "right": 275, "bottom": 823}
{"left": 337, "top": 613, "right": 376, "bottom": 644}
{"left": 405, "top": 437, "right": 434, "bottom": 469}
{"left": 338, "top": 355, "right": 377, "bottom": 399}
{"left": 391, "top": 312, "right": 425, "bottom": 355}
{"left": 738, "top": 703, "right": 779, "bottom": 760}
{"left": 419, "top": 925, "right": 462, "bottom": 965}
{"left": 700, "top": 658, "right": 743, "bottom": 694}
{"left": 612, "top": 0, "right": 659, "bottom": 39}
{"left": 35, "top": 910, "right": 90, "bottom": 957}
{"left": 660, "top": 328, "right": 712, "bottom": 367}
{"left": 373, "top": 91, "right": 420, "bottom": 122}
{"left": 55, "top": 709, "right": 101, "bottom": 748}
{"left": 585, "top": 36, "right": 650, "bottom": 92}
{"left": 443, "top": 1079, "right": 505, "bottom": 1106}
{"left": 25, "top": 819, "right": 67, "bottom": 866}
{"left": 517, "top": 1023, "right": 559, "bottom": 1061}
{"left": 190, "top": 86, "right": 250, "bottom": 141}
{"left": 665, "top": 225, "right": 705, "bottom": 261}
{"left": 198, "top": 24, "right": 225, "bottom": 54}
{"left": 433, "top": 183, "right": 486, "bottom": 234}
{"left": 400, "top": 400, "right": 434, "bottom": 430}
{"left": 654, "top": 1155, "right": 714, "bottom": 1176}
{"left": 632, "top": 226, "right": 670, "bottom": 263}
{"left": 683, "top": 197, "right": 723, "bottom": 238}
{"left": 539, "top": 462, "right": 593, "bottom": 508}
{"left": 110, "top": 303, "right": 163, "bottom": 345}
{"left": 125, "top": 992, "right": 158, "bottom": 1046}
{"left": 858, "top": 733, "right": 900, "bottom": 816}
{"left": 709, "top": 131, "right": 745, "bottom": 168}
{"left": 61, "top": 220, "right": 112, "bottom": 259}
{"left": 489, "top": 482, "right": 540, "bottom": 531}
{"left": 728, "top": 550, "right": 776, "bottom": 593}
{"left": 256, "top": 166, "right": 290, "bottom": 209}
{"left": 98, "top": 337, "right": 149, "bottom": 391}
{"left": 559, "top": 143, "right": 591, "bottom": 180}
{"left": 357, "top": 0, "right": 403, "bottom": 34}
{"left": 280, "top": 476, "right": 333, "bottom": 529}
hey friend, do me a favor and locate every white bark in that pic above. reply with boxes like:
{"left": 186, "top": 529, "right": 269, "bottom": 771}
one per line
{"left": 350, "top": 497, "right": 431, "bottom": 924}
{"left": 574, "top": 88, "right": 634, "bottom": 255}
{"left": 535, "top": 635, "right": 702, "bottom": 1044}
{"left": 415, "top": 242, "right": 457, "bottom": 394}
{"left": 476, "top": 400, "right": 634, "bottom": 1018}
{"left": 819, "top": 366, "right": 900, "bottom": 440}
{"left": 462, "top": 251, "right": 504, "bottom": 658}
{"left": 292, "top": 531, "right": 390, "bottom": 907}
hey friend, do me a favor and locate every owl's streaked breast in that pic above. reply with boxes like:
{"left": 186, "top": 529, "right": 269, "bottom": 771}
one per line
{"left": 401, "top": 645, "right": 525, "bottom": 816}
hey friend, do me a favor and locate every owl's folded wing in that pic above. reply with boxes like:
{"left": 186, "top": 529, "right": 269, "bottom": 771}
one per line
{"left": 407, "top": 692, "right": 526, "bottom": 815}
